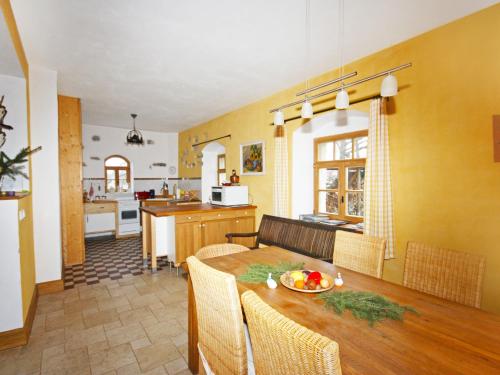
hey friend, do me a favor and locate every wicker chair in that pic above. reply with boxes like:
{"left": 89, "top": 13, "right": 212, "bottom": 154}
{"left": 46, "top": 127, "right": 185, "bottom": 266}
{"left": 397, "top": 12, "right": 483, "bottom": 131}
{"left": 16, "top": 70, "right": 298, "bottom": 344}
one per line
{"left": 241, "top": 290, "right": 342, "bottom": 375}
{"left": 403, "top": 241, "right": 485, "bottom": 308}
{"left": 195, "top": 243, "right": 250, "bottom": 260}
{"left": 333, "top": 230, "right": 386, "bottom": 278}
{"left": 186, "top": 256, "right": 254, "bottom": 375}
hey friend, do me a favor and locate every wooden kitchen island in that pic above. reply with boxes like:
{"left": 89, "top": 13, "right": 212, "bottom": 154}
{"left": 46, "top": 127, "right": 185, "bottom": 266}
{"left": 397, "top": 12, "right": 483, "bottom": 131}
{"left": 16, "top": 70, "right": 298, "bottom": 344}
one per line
{"left": 141, "top": 203, "right": 256, "bottom": 272}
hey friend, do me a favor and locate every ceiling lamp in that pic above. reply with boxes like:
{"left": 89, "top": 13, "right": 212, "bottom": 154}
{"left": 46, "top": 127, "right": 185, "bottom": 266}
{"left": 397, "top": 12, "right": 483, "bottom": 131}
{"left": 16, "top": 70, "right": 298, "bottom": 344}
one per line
{"left": 274, "top": 110, "right": 285, "bottom": 125}
{"left": 126, "top": 113, "right": 144, "bottom": 145}
{"left": 300, "top": 0, "right": 313, "bottom": 119}
{"left": 301, "top": 100, "right": 313, "bottom": 118}
{"left": 335, "top": 0, "right": 349, "bottom": 110}
{"left": 380, "top": 73, "right": 398, "bottom": 97}
{"left": 335, "top": 88, "right": 349, "bottom": 109}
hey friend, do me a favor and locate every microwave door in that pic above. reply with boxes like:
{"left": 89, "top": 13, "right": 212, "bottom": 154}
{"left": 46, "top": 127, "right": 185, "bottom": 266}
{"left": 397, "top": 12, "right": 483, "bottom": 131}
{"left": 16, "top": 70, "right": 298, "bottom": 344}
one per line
{"left": 212, "top": 190, "right": 222, "bottom": 203}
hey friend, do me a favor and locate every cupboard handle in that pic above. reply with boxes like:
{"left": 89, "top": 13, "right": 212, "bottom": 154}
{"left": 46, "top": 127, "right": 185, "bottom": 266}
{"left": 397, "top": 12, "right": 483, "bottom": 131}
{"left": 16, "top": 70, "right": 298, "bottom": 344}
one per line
{"left": 236, "top": 220, "right": 239, "bottom": 223}
{"left": 187, "top": 216, "right": 192, "bottom": 219}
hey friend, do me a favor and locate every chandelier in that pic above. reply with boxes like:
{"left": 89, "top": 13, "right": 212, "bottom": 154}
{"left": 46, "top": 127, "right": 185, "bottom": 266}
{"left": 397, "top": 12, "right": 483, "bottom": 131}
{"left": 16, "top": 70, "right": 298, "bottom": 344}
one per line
{"left": 126, "top": 113, "right": 144, "bottom": 145}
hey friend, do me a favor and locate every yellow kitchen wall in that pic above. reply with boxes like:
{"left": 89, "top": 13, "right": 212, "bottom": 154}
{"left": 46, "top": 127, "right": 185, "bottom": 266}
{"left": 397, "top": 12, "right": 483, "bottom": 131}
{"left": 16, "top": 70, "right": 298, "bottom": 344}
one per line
{"left": 1, "top": 0, "right": 36, "bottom": 322}
{"left": 180, "top": 4, "right": 500, "bottom": 312}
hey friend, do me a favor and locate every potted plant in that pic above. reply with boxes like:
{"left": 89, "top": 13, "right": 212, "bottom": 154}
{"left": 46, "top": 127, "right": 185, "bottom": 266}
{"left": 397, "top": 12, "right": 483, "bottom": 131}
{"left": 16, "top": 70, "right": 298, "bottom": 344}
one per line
{"left": 0, "top": 146, "right": 41, "bottom": 195}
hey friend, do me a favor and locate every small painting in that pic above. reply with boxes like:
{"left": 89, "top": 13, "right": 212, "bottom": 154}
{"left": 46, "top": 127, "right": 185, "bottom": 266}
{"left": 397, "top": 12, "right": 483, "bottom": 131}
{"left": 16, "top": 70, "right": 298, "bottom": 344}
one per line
{"left": 240, "top": 140, "right": 265, "bottom": 175}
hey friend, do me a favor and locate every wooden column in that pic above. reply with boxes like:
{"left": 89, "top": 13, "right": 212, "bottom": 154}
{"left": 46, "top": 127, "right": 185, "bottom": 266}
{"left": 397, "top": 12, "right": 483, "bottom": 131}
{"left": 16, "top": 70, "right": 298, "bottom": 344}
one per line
{"left": 58, "top": 95, "right": 84, "bottom": 265}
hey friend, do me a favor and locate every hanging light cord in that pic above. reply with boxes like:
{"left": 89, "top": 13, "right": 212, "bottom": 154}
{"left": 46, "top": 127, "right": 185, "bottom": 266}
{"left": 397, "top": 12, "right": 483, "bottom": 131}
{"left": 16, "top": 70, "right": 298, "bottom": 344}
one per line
{"left": 338, "top": 0, "right": 345, "bottom": 84}
{"left": 305, "top": 0, "right": 311, "bottom": 96}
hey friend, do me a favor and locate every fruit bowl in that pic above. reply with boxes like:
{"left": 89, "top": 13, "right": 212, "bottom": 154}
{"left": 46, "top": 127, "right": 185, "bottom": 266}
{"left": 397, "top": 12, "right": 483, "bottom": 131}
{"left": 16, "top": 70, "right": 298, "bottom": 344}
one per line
{"left": 280, "top": 270, "right": 334, "bottom": 293}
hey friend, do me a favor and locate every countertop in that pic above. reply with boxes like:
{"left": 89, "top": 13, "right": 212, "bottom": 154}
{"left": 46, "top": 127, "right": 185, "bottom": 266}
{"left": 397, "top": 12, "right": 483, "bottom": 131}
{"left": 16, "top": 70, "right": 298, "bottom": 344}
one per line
{"left": 140, "top": 203, "right": 257, "bottom": 217}
{"left": 84, "top": 200, "right": 117, "bottom": 204}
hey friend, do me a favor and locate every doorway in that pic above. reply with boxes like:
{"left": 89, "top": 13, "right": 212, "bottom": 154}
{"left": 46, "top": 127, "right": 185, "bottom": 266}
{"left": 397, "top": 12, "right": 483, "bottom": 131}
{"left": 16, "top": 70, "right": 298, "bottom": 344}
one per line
{"left": 201, "top": 141, "right": 225, "bottom": 202}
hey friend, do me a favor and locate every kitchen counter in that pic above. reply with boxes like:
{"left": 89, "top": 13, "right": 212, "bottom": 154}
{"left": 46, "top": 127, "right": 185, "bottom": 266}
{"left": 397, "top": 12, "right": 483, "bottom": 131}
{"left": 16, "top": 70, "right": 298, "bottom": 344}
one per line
{"left": 140, "top": 203, "right": 256, "bottom": 217}
{"left": 141, "top": 203, "right": 257, "bottom": 271}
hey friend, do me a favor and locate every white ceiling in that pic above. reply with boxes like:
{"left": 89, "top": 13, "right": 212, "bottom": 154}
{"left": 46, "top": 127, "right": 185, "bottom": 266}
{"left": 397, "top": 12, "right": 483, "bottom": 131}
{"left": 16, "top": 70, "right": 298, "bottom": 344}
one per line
{"left": 0, "top": 9, "right": 24, "bottom": 78}
{"left": 11, "top": 0, "right": 497, "bottom": 132}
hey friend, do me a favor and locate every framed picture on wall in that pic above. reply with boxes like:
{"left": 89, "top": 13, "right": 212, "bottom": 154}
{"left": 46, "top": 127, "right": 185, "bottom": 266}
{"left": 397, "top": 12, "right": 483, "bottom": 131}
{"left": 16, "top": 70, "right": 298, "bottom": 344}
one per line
{"left": 240, "top": 140, "right": 265, "bottom": 175}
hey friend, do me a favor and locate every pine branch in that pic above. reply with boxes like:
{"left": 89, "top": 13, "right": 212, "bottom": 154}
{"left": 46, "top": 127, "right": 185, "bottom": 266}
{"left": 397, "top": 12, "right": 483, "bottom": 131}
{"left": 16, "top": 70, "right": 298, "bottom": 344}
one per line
{"left": 316, "top": 290, "right": 418, "bottom": 326}
{"left": 237, "top": 262, "right": 305, "bottom": 283}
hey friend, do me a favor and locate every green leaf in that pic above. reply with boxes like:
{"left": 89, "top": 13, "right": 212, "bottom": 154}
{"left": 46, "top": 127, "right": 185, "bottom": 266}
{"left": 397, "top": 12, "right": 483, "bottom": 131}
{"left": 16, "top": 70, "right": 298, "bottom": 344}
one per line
{"left": 316, "top": 290, "right": 418, "bottom": 326}
{"left": 237, "top": 262, "right": 305, "bottom": 283}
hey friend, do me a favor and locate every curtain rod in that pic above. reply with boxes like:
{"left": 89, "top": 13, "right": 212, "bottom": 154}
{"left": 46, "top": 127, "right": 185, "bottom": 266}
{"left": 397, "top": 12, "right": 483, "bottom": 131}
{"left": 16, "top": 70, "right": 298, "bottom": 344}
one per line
{"left": 268, "top": 93, "right": 384, "bottom": 126}
{"left": 192, "top": 134, "right": 231, "bottom": 147}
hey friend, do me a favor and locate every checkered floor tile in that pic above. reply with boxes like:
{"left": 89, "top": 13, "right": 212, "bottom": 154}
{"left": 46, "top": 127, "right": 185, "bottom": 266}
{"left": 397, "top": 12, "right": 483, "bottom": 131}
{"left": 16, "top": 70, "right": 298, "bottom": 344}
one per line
{"left": 64, "top": 236, "right": 170, "bottom": 289}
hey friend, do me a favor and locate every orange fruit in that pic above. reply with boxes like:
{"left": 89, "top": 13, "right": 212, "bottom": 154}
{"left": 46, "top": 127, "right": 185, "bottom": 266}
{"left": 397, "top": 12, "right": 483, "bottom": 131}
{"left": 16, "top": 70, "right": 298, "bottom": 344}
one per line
{"left": 294, "top": 279, "right": 305, "bottom": 289}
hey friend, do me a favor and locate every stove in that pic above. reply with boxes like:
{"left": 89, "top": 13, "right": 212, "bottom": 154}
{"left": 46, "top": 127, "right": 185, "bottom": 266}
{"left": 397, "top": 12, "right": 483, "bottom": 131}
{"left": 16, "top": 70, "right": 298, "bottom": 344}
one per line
{"left": 116, "top": 197, "right": 141, "bottom": 236}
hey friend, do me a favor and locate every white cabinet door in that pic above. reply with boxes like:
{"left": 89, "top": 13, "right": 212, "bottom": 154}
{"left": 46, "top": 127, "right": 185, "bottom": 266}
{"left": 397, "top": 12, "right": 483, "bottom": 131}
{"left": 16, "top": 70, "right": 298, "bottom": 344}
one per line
{"left": 85, "top": 213, "right": 115, "bottom": 233}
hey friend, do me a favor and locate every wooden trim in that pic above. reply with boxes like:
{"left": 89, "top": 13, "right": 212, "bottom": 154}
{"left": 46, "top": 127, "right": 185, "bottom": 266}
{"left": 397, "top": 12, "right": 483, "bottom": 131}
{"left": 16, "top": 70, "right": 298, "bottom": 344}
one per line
{"left": 0, "top": 286, "right": 38, "bottom": 351}
{"left": 37, "top": 279, "right": 64, "bottom": 295}
{"left": 104, "top": 155, "right": 131, "bottom": 193}
{"left": 313, "top": 131, "right": 367, "bottom": 223}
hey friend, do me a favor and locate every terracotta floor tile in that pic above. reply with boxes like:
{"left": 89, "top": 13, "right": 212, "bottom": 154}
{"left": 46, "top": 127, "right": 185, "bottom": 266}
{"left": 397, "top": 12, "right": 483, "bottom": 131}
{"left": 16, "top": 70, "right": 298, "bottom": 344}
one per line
{"left": 144, "top": 321, "right": 185, "bottom": 344}
{"left": 164, "top": 357, "right": 188, "bottom": 375}
{"left": 41, "top": 347, "right": 90, "bottom": 375}
{"left": 65, "top": 325, "right": 106, "bottom": 351}
{"left": 134, "top": 341, "right": 180, "bottom": 372}
{"left": 105, "top": 322, "right": 147, "bottom": 347}
{"left": 83, "top": 308, "right": 119, "bottom": 329}
{"left": 89, "top": 343, "right": 137, "bottom": 375}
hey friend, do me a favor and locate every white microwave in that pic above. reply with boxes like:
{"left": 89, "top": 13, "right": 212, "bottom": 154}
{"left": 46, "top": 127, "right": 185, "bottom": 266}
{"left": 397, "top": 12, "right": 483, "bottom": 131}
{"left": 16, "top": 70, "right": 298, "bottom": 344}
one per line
{"left": 211, "top": 186, "right": 249, "bottom": 206}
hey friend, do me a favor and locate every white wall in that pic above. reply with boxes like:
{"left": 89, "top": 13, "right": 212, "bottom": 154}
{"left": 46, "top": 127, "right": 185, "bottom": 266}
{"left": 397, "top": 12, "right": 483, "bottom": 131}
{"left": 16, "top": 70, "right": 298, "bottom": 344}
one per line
{"left": 0, "top": 200, "right": 24, "bottom": 331}
{"left": 29, "top": 65, "right": 62, "bottom": 283}
{"left": 292, "top": 110, "right": 369, "bottom": 218}
{"left": 201, "top": 142, "right": 225, "bottom": 202}
{"left": 82, "top": 124, "right": 178, "bottom": 195}
{"left": 0, "top": 74, "right": 28, "bottom": 191}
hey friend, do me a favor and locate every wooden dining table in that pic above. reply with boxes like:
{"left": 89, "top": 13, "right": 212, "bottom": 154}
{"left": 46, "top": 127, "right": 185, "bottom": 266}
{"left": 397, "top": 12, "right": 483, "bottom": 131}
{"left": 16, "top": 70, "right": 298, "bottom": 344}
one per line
{"left": 185, "top": 246, "right": 500, "bottom": 375}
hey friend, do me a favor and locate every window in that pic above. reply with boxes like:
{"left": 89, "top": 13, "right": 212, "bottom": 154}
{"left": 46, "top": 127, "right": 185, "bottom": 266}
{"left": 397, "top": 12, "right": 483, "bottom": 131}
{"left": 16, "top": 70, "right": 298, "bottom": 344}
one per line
{"left": 314, "top": 130, "right": 367, "bottom": 222}
{"left": 104, "top": 155, "right": 130, "bottom": 193}
{"left": 217, "top": 154, "right": 226, "bottom": 185}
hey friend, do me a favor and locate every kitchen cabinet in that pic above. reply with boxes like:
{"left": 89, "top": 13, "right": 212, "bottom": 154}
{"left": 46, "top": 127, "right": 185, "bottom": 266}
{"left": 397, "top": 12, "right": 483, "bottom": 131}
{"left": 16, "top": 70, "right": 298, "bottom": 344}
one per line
{"left": 201, "top": 218, "right": 234, "bottom": 247}
{"left": 175, "top": 221, "right": 201, "bottom": 266}
{"left": 232, "top": 216, "right": 255, "bottom": 248}
{"left": 141, "top": 204, "right": 256, "bottom": 270}
{"left": 84, "top": 201, "right": 117, "bottom": 236}
{"left": 85, "top": 212, "right": 115, "bottom": 234}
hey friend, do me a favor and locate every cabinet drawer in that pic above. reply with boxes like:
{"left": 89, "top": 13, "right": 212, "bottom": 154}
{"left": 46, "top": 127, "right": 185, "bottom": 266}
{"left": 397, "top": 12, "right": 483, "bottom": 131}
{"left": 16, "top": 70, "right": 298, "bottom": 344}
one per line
{"left": 232, "top": 209, "right": 255, "bottom": 218}
{"left": 200, "top": 212, "right": 235, "bottom": 222}
{"left": 175, "top": 214, "right": 201, "bottom": 224}
{"left": 84, "top": 203, "right": 116, "bottom": 214}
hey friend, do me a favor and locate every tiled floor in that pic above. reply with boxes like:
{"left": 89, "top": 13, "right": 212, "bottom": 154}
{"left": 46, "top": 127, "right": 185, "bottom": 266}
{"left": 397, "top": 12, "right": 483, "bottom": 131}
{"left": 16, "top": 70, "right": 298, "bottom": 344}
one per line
{"left": 64, "top": 237, "right": 170, "bottom": 289}
{"left": 0, "top": 268, "right": 192, "bottom": 374}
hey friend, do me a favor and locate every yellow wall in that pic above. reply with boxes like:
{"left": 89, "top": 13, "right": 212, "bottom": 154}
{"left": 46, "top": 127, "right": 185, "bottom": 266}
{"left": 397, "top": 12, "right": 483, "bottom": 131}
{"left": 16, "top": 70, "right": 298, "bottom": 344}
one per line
{"left": 1, "top": 0, "right": 36, "bottom": 322}
{"left": 179, "top": 5, "right": 500, "bottom": 313}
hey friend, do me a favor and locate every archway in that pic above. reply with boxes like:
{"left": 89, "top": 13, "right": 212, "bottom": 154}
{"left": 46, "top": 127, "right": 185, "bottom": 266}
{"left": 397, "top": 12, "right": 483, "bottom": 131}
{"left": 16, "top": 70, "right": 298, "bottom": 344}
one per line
{"left": 201, "top": 141, "right": 225, "bottom": 202}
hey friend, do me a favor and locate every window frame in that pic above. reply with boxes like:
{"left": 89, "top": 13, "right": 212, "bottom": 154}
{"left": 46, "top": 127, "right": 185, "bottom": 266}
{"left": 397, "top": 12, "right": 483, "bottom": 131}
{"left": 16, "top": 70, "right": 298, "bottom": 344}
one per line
{"left": 217, "top": 153, "right": 226, "bottom": 185}
{"left": 313, "top": 130, "right": 367, "bottom": 223}
{"left": 104, "top": 155, "right": 131, "bottom": 193}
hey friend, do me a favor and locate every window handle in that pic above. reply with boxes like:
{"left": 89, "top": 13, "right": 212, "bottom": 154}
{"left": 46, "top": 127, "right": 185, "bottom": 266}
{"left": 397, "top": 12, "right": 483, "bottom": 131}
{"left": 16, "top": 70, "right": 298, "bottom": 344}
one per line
{"left": 341, "top": 196, "right": 344, "bottom": 204}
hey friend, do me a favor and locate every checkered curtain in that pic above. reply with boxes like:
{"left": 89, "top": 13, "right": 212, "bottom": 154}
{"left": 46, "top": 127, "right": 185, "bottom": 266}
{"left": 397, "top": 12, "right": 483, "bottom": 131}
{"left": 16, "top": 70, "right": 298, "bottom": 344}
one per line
{"left": 364, "top": 98, "right": 395, "bottom": 259}
{"left": 273, "top": 125, "right": 289, "bottom": 217}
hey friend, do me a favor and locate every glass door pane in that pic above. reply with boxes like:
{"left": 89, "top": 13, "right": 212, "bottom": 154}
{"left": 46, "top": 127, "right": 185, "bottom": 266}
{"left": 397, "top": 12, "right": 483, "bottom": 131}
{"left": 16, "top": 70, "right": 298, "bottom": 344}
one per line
{"left": 346, "top": 166, "right": 365, "bottom": 217}
{"left": 318, "top": 168, "right": 339, "bottom": 189}
{"left": 318, "top": 191, "right": 339, "bottom": 214}
{"left": 317, "top": 141, "right": 334, "bottom": 161}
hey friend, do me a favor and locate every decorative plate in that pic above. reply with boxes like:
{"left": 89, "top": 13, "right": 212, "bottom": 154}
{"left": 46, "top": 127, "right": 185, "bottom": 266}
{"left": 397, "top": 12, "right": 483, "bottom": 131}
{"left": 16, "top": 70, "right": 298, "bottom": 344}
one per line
{"left": 280, "top": 270, "right": 334, "bottom": 293}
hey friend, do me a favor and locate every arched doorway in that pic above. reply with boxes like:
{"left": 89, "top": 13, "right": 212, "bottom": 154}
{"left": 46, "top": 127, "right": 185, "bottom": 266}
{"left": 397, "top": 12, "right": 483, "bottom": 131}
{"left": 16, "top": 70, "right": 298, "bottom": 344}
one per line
{"left": 201, "top": 141, "right": 225, "bottom": 202}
